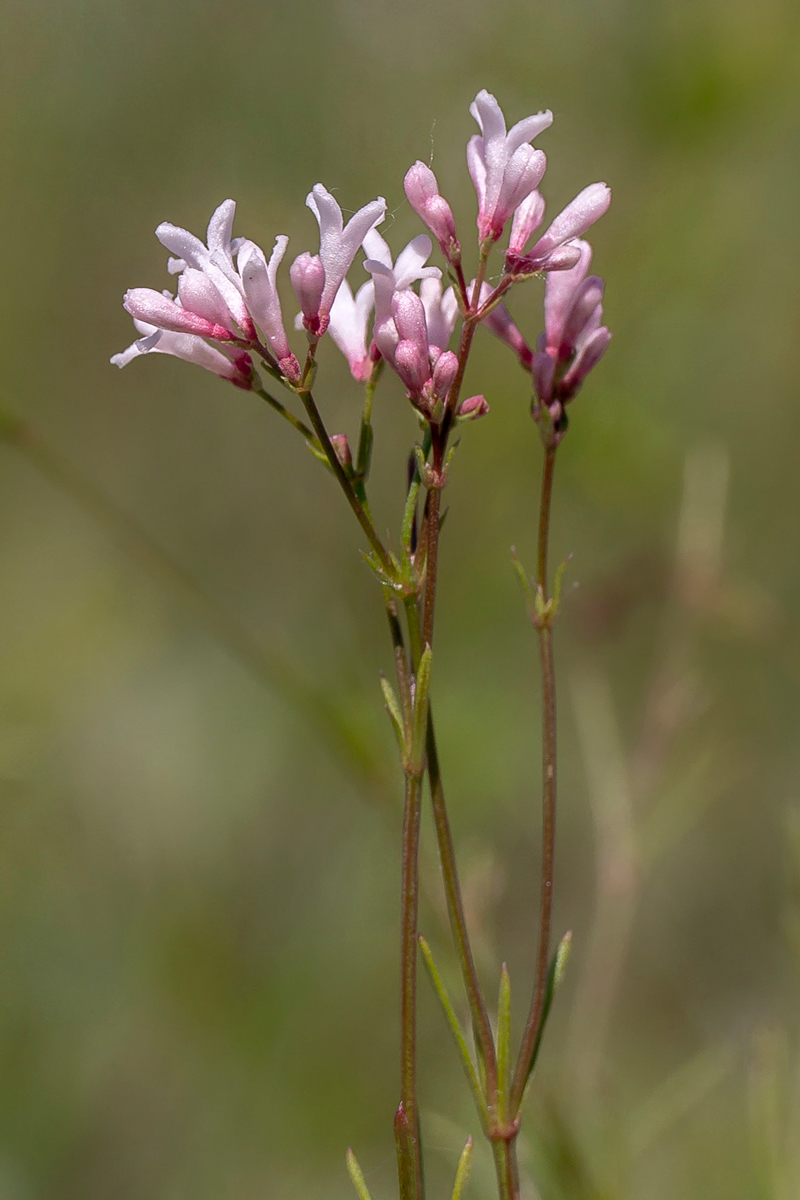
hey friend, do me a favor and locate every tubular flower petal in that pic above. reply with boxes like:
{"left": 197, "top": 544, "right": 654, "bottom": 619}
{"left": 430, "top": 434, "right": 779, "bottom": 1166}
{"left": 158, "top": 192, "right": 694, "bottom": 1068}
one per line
{"left": 239, "top": 236, "right": 299, "bottom": 381}
{"left": 364, "top": 233, "right": 440, "bottom": 368}
{"left": 123, "top": 288, "right": 234, "bottom": 341}
{"left": 509, "top": 183, "right": 611, "bottom": 275}
{"left": 420, "top": 278, "right": 458, "bottom": 356}
{"left": 404, "top": 162, "right": 460, "bottom": 261}
{"left": 328, "top": 280, "right": 375, "bottom": 382}
{"left": 474, "top": 281, "right": 533, "bottom": 370}
{"left": 111, "top": 320, "right": 253, "bottom": 389}
{"left": 467, "top": 89, "right": 552, "bottom": 243}
{"left": 508, "top": 191, "right": 546, "bottom": 256}
{"left": 532, "top": 240, "right": 611, "bottom": 437}
{"left": 302, "top": 184, "right": 386, "bottom": 335}
{"left": 156, "top": 200, "right": 255, "bottom": 337}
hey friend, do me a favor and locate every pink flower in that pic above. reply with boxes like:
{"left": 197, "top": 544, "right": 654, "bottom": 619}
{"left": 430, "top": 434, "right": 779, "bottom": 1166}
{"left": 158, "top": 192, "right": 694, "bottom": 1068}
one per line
{"left": 532, "top": 240, "right": 611, "bottom": 434}
{"left": 404, "top": 162, "right": 460, "bottom": 262}
{"left": 363, "top": 231, "right": 441, "bottom": 365}
{"left": 474, "top": 281, "right": 533, "bottom": 370}
{"left": 467, "top": 89, "right": 551, "bottom": 244}
{"left": 155, "top": 199, "right": 256, "bottom": 340}
{"left": 420, "top": 278, "right": 458, "bottom": 357}
{"left": 294, "top": 184, "right": 386, "bottom": 337}
{"left": 506, "top": 183, "right": 611, "bottom": 275}
{"left": 111, "top": 320, "right": 253, "bottom": 389}
{"left": 328, "top": 279, "right": 375, "bottom": 383}
{"left": 237, "top": 236, "right": 300, "bottom": 381}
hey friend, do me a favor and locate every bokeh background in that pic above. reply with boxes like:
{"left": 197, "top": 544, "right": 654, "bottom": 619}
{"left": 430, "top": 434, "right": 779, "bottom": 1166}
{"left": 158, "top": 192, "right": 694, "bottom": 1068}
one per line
{"left": 1, "top": 0, "right": 800, "bottom": 1196}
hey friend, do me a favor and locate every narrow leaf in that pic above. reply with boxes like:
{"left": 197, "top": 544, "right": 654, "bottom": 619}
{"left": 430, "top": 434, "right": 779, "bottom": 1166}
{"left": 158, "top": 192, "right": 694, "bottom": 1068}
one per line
{"left": 409, "top": 645, "right": 433, "bottom": 772}
{"left": 496, "top": 963, "right": 512, "bottom": 1122}
{"left": 346, "top": 1149, "right": 373, "bottom": 1200}
{"left": 418, "top": 935, "right": 488, "bottom": 1123}
{"left": 451, "top": 1137, "right": 473, "bottom": 1200}
{"left": 380, "top": 674, "right": 407, "bottom": 755}
{"left": 401, "top": 478, "right": 421, "bottom": 551}
{"left": 524, "top": 931, "right": 572, "bottom": 1087}
{"left": 510, "top": 546, "right": 535, "bottom": 618}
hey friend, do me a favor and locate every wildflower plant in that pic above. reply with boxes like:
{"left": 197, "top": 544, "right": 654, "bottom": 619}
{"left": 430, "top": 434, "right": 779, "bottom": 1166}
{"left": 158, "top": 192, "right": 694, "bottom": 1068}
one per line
{"left": 112, "top": 87, "right": 612, "bottom": 1200}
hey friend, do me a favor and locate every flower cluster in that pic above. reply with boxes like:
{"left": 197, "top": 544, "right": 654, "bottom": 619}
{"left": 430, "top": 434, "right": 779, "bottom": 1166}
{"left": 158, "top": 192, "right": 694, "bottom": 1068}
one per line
{"left": 112, "top": 88, "right": 611, "bottom": 442}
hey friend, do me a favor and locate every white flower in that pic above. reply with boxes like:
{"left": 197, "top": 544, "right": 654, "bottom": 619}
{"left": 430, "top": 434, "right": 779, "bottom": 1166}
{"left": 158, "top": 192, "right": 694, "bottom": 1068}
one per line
{"left": 467, "top": 89, "right": 551, "bottom": 243}
{"left": 293, "top": 185, "right": 386, "bottom": 336}
{"left": 111, "top": 320, "right": 253, "bottom": 389}
{"left": 328, "top": 280, "right": 375, "bottom": 382}
{"left": 363, "top": 231, "right": 440, "bottom": 364}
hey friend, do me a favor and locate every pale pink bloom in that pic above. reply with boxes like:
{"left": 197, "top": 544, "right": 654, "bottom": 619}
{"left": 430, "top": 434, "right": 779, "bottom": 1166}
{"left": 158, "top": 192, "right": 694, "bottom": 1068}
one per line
{"left": 508, "top": 191, "right": 546, "bottom": 256}
{"left": 122, "top": 286, "right": 235, "bottom": 341}
{"left": 403, "top": 162, "right": 459, "bottom": 260}
{"left": 420, "top": 278, "right": 458, "bottom": 356}
{"left": 328, "top": 280, "right": 375, "bottom": 382}
{"left": 156, "top": 199, "right": 255, "bottom": 339}
{"left": 474, "top": 281, "right": 533, "bottom": 370}
{"left": 289, "top": 253, "right": 326, "bottom": 326}
{"left": 507, "top": 183, "right": 611, "bottom": 274}
{"left": 392, "top": 289, "right": 431, "bottom": 395}
{"left": 533, "top": 239, "right": 610, "bottom": 416}
{"left": 467, "top": 89, "right": 551, "bottom": 243}
{"left": 294, "top": 184, "right": 386, "bottom": 336}
{"left": 237, "top": 236, "right": 300, "bottom": 380}
{"left": 111, "top": 320, "right": 253, "bottom": 389}
{"left": 363, "top": 231, "right": 440, "bottom": 365}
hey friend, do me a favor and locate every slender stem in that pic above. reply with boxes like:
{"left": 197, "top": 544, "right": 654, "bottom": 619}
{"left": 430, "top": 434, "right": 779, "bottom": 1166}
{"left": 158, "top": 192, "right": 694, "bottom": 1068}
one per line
{"left": 510, "top": 445, "right": 559, "bottom": 1117}
{"left": 400, "top": 769, "right": 425, "bottom": 1200}
{"left": 492, "top": 1140, "right": 521, "bottom": 1200}
{"left": 537, "top": 446, "right": 556, "bottom": 588}
{"left": 297, "top": 387, "right": 393, "bottom": 574}
{"left": 253, "top": 384, "right": 317, "bottom": 442}
{"left": 426, "top": 714, "right": 499, "bottom": 1099}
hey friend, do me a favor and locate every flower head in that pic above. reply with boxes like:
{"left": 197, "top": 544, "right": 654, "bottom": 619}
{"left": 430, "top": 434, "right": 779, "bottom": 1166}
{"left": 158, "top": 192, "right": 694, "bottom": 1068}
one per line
{"left": 111, "top": 320, "right": 253, "bottom": 389}
{"left": 294, "top": 185, "right": 386, "bottom": 337}
{"left": 532, "top": 240, "right": 611, "bottom": 440}
{"left": 363, "top": 231, "right": 440, "bottom": 365}
{"left": 505, "top": 183, "right": 611, "bottom": 276}
{"left": 467, "top": 89, "right": 551, "bottom": 244}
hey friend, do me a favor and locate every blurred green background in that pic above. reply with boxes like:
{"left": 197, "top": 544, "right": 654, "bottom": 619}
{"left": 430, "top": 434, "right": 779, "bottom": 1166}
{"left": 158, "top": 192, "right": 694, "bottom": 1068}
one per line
{"left": 1, "top": 0, "right": 800, "bottom": 1196}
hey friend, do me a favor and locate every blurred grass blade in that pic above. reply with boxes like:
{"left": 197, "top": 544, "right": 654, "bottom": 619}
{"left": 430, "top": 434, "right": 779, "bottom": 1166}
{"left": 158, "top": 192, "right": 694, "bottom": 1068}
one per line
{"left": 451, "top": 1137, "right": 473, "bottom": 1200}
{"left": 523, "top": 931, "right": 572, "bottom": 1088}
{"left": 346, "top": 1149, "right": 374, "bottom": 1200}
{"left": 418, "top": 935, "right": 488, "bottom": 1124}
{"left": 496, "top": 963, "right": 512, "bottom": 1122}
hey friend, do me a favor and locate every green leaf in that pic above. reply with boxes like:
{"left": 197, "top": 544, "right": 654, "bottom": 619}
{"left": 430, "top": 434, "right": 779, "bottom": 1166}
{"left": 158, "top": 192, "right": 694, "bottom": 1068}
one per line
{"left": 496, "top": 963, "right": 512, "bottom": 1123}
{"left": 380, "top": 674, "right": 407, "bottom": 752}
{"left": 409, "top": 645, "right": 432, "bottom": 773}
{"left": 510, "top": 547, "right": 535, "bottom": 621}
{"left": 451, "top": 1137, "right": 473, "bottom": 1200}
{"left": 346, "top": 1149, "right": 373, "bottom": 1200}
{"left": 524, "top": 931, "right": 572, "bottom": 1088}
{"left": 418, "top": 935, "right": 488, "bottom": 1125}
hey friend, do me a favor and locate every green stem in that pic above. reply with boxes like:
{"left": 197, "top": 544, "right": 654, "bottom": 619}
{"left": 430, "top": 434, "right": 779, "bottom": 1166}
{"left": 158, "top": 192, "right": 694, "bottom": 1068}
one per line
{"left": 297, "top": 388, "right": 393, "bottom": 574}
{"left": 510, "top": 445, "right": 559, "bottom": 1117}
{"left": 400, "top": 769, "right": 425, "bottom": 1200}
{"left": 254, "top": 384, "right": 317, "bottom": 442}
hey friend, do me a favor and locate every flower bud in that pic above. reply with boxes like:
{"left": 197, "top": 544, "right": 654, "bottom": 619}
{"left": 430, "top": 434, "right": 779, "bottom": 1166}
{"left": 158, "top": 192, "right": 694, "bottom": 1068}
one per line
{"left": 431, "top": 350, "right": 459, "bottom": 400}
{"left": 329, "top": 433, "right": 353, "bottom": 470}
{"left": 394, "top": 339, "right": 430, "bottom": 396}
{"left": 404, "top": 162, "right": 460, "bottom": 262}
{"left": 290, "top": 252, "right": 326, "bottom": 332}
{"left": 508, "top": 191, "right": 546, "bottom": 256}
{"left": 457, "top": 394, "right": 490, "bottom": 420}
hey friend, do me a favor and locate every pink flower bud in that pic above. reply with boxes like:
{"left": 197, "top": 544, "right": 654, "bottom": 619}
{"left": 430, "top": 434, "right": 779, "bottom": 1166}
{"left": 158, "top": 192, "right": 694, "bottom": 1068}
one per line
{"left": 290, "top": 252, "right": 326, "bottom": 333}
{"left": 431, "top": 350, "right": 459, "bottom": 400}
{"left": 392, "top": 289, "right": 429, "bottom": 359}
{"left": 329, "top": 433, "right": 353, "bottom": 470}
{"left": 561, "top": 327, "right": 611, "bottom": 399}
{"left": 457, "top": 394, "right": 490, "bottom": 420}
{"left": 123, "top": 289, "right": 234, "bottom": 341}
{"left": 404, "top": 162, "right": 460, "bottom": 261}
{"left": 558, "top": 276, "right": 604, "bottom": 359}
{"left": 394, "top": 339, "right": 430, "bottom": 395}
